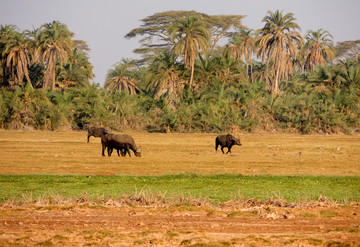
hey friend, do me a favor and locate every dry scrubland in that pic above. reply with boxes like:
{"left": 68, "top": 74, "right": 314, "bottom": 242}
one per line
{"left": 0, "top": 129, "right": 359, "bottom": 176}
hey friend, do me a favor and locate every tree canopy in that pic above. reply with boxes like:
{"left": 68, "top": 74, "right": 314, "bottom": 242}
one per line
{"left": 0, "top": 10, "right": 359, "bottom": 134}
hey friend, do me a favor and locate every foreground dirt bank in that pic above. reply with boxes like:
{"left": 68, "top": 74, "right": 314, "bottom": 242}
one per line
{"left": 1, "top": 205, "right": 359, "bottom": 246}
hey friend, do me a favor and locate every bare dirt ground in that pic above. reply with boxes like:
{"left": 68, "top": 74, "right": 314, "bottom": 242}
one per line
{"left": 1, "top": 204, "right": 360, "bottom": 246}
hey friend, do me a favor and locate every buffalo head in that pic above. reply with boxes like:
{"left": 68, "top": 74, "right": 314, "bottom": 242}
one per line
{"left": 134, "top": 146, "right": 141, "bottom": 157}
{"left": 229, "top": 135, "right": 242, "bottom": 146}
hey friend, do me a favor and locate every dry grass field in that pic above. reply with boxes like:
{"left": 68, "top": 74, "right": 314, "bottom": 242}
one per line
{"left": 0, "top": 129, "right": 359, "bottom": 176}
{"left": 1, "top": 130, "right": 360, "bottom": 246}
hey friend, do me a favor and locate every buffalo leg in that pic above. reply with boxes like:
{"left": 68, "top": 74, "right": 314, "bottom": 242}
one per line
{"left": 221, "top": 146, "right": 225, "bottom": 154}
{"left": 101, "top": 143, "right": 106, "bottom": 156}
{"left": 125, "top": 145, "right": 131, "bottom": 157}
{"left": 108, "top": 147, "right": 113, "bottom": 157}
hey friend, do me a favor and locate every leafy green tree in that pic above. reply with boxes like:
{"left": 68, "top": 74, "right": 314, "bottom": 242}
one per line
{"left": 303, "top": 29, "right": 335, "bottom": 70}
{"left": 256, "top": 10, "right": 303, "bottom": 96}
{"left": 169, "top": 16, "right": 210, "bottom": 86}
{"left": 104, "top": 58, "right": 140, "bottom": 95}
{"left": 37, "top": 21, "right": 73, "bottom": 90}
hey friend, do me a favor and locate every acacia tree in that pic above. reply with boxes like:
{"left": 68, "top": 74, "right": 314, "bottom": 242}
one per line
{"left": 335, "top": 40, "right": 360, "bottom": 60}
{"left": 125, "top": 11, "right": 244, "bottom": 63}
{"left": 256, "top": 10, "right": 303, "bottom": 96}
{"left": 205, "top": 15, "right": 245, "bottom": 53}
{"left": 169, "top": 16, "right": 210, "bottom": 87}
{"left": 37, "top": 21, "right": 73, "bottom": 90}
{"left": 303, "top": 29, "right": 334, "bottom": 70}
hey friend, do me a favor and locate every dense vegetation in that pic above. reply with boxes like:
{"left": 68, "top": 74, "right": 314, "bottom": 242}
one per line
{"left": 1, "top": 10, "right": 359, "bottom": 133}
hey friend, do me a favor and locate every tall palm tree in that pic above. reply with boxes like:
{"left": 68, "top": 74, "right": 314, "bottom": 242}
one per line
{"left": 227, "top": 29, "right": 256, "bottom": 81}
{"left": 2, "top": 31, "right": 33, "bottom": 88}
{"left": 0, "top": 25, "right": 18, "bottom": 85}
{"left": 37, "top": 21, "right": 73, "bottom": 90}
{"left": 256, "top": 10, "right": 303, "bottom": 96}
{"left": 104, "top": 59, "right": 140, "bottom": 95}
{"left": 303, "top": 29, "right": 335, "bottom": 71}
{"left": 169, "top": 16, "right": 210, "bottom": 87}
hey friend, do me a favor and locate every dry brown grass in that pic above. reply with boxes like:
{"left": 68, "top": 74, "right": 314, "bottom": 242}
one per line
{"left": 0, "top": 129, "right": 359, "bottom": 176}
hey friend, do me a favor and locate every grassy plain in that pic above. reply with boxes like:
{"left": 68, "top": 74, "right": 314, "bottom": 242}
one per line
{"left": 0, "top": 130, "right": 359, "bottom": 176}
{"left": 1, "top": 130, "right": 360, "bottom": 246}
{"left": 1, "top": 174, "right": 359, "bottom": 203}
{"left": 0, "top": 130, "right": 359, "bottom": 203}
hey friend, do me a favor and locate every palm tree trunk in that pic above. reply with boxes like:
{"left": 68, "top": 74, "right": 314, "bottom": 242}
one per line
{"left": 250, "top": 58, "right": 253, "bottom": 83}
{"left": 190, "top": 59, "right": 195, "bottom": 87}
{"left": 265, "top": 63, "right": 270, "bottom": 89}
{"left": 272, "top": 72, "right": 279, "bottom": 96}
{"left": 51, "top": 53, "right": 57, "bottom": 90}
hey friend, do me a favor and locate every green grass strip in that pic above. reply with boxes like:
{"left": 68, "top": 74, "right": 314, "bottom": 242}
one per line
{"left": 1, "top": 174, "right": 359, "bottom": 203}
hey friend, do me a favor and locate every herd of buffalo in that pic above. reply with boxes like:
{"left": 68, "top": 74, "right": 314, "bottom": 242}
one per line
{"left": 87, "top": 126, "right": 242, "bottom": 157}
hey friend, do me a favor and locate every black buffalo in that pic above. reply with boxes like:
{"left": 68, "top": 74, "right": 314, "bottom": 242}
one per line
{"left": 87, "top": 126, "right": 108, "bottom": 142}
{"left": 101, "top": 133, "right": 141, "bottom": 157}
{"left": 108, "top": 146, "right": 126, "bottom": 157}
{"left": 215, "top": 134, "right": 242, "bottom": 154}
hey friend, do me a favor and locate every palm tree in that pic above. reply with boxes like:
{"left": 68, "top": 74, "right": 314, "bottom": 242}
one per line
{"left": 211, "top": 55, "right": 245, "bottom": 85}
{"left": 303, "top": 29, "right": 335, "bottom": 71}
{"left": 256, "top": 10, "right": 303, "bottom": 96}
{"left": 37, "top": 21, "right": 73, "bottom": 90}
{"left": 0, "top": 25, "right": 18, "bottom": 85}
{"left": 169, "top": 16, "right": 210, "bottom": 87}
{"left": 2, "top": 31, "right": 33, "bottom": 88}
{"left": 104, "top": 59, "right": 140, "bottom": 95}
{"left": 147, "top": 52, "right": 183, "bottom": 101}
{"left": 336, "top": 59, "right": 360, "bottom": 89}
{"left": 307, "top": 64, "right": 340, "bottom": 89}
{"left": 57, "top": 49, "right": 94, "bottom": 89}
{"left": 226, "top": 29, "right": 256, "bottom": 81}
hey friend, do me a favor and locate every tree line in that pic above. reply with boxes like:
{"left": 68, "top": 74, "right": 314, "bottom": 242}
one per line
{"left": 0, "top": 10, "right": 359, "bottom": 133}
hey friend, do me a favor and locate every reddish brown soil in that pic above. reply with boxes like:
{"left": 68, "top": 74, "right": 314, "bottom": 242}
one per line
{"left": 1, "top": 205, "right": 360, "bottom": 246}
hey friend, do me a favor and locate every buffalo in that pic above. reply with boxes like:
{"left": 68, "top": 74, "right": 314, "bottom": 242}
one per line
{"left": 101, "top": 133, "right": 141, "bottom": 157}
{"left": 87, "top": 126, "right": 108, "bottom": 142}
{"left": 215, "top": 134, "right": 242, "bottom": 154}
{"left": 108, "top": 146, "right": 126, "bottom": 157}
